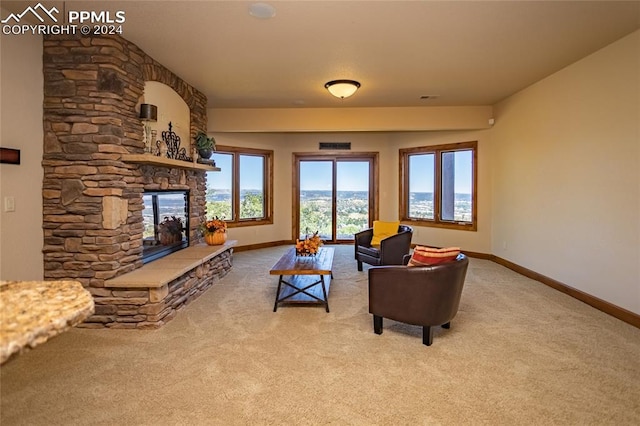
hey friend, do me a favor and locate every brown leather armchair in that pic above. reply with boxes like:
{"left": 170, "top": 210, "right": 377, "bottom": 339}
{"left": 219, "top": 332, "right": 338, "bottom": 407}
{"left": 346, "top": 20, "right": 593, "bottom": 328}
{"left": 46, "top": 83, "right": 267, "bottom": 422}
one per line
{"left": 354, "top": 225, "right": 413, "bottom": 271}
{"left": 368, "top": 253, "right": 469, "bottom": 346}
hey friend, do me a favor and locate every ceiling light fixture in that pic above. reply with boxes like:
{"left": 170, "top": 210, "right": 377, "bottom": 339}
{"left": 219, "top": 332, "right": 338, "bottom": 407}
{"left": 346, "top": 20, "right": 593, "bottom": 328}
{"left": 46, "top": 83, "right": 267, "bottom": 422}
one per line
{"left": 249, "top": 2, "right": 276, "bottom": 19}
{"left": 324, "top": 80, "right": 361, "bottom": 99}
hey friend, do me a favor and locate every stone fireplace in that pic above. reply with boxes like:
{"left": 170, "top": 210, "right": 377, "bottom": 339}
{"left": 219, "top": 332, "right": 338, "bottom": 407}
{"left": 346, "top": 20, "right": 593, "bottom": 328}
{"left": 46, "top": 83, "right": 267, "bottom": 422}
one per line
{"left": 42, "top": 34, "right": 233, "bottom": 328}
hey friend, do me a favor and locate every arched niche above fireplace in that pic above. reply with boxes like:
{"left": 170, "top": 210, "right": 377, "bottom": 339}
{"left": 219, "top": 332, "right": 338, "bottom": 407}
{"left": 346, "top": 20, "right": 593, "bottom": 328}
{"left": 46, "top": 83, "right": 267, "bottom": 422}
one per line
{"left": 139, "top": 81, "right": 191, "bottom": 155}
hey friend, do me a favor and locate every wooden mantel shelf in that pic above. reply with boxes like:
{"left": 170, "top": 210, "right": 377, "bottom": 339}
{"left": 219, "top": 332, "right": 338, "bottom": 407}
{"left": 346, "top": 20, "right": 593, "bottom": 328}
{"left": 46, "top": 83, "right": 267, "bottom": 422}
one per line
{"left": 121, "top": 154, "right": 221, "bottom": 172}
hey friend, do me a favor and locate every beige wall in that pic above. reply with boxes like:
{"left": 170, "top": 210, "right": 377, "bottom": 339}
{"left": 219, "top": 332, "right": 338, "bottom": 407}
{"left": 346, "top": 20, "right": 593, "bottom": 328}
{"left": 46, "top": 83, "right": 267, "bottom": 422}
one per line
{"left": 142, "top": 81, "right": 191, "bottom": 153}
{"left": 491, "top": 30, "right": 640, "bottom": 314}
{"left": 0, "top": 30, "right": 44, "bottom": 280}
{"left": 210, "top": 106, "right": 493, "bottom": 133}
{"left": 210, "top": 130, "right": 492, "bottom": 254}
{"left": 209, "top": 132, "right": 395, "bottom": 245}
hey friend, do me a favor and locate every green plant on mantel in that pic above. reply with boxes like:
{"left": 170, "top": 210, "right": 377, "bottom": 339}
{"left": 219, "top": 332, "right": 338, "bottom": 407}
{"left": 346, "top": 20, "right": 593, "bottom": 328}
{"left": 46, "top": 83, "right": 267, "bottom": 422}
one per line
{"left": 195, "top": 131, "right": 216, "bottom": 151}
{"left": 194, "top": 131, "right": 216, "bottom": 160}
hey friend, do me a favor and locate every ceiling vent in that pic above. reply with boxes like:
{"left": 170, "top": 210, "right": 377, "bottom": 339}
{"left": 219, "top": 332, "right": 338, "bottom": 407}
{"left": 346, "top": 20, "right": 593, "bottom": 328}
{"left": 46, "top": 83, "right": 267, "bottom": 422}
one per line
{"left": 319, "top": 142, "right": 351, "bottom": 150}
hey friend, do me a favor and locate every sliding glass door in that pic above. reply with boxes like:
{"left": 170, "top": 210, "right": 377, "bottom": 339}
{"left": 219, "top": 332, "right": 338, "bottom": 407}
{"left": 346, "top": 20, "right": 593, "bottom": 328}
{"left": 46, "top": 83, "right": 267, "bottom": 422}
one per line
{"left": 336, "top": 161, "right": 371, "bottom": 239}
{"left": 295, "top": 154, "right": 377, "bottom": 243}
{"left": 299, "top": 160, "right": 334, "bottom": 239}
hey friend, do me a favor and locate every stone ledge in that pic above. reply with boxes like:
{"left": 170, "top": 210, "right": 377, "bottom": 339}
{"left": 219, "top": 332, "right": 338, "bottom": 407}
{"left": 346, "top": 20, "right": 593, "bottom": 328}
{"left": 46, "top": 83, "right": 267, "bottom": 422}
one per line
{"left": 104, "top": 240, "right": 236, "bottom": 288}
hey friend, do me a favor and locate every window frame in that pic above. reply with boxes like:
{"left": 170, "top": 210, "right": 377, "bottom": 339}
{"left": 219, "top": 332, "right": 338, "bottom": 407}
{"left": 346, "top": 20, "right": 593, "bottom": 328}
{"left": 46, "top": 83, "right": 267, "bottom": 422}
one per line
{"left": 399, "top": 141, "right": 477, "bottom": 231}
{"left": 209, "top": 145, "right": 274, "bottom": 228}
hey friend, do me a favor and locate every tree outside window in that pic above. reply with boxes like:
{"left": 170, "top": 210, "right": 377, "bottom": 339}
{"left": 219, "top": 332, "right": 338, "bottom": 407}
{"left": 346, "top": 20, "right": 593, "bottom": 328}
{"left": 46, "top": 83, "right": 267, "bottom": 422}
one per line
{"left": 206, "top": 145, "right": 273, "bottom": 227}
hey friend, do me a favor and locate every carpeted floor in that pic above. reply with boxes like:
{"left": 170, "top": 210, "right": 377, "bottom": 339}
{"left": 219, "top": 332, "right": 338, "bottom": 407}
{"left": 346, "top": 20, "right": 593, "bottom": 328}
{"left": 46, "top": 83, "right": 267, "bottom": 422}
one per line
{"left": 1, "top": 245, "right": 639, "bottom": 425}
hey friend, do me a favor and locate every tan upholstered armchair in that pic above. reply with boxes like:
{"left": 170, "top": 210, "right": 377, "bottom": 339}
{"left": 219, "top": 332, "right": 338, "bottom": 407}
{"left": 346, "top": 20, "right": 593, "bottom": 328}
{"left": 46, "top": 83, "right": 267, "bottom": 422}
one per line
{"left": 368, "top": 253, "right": 469, "bottom": 346}
{"left": 354, "top": 225, "right": 413, "bottom": 271}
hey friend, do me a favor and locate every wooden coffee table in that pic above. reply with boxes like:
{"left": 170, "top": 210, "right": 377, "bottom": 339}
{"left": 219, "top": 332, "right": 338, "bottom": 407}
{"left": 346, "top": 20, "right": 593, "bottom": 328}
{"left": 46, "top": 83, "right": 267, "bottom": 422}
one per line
{"left": 270, "top": 247, "right": 334, "bottom": 312}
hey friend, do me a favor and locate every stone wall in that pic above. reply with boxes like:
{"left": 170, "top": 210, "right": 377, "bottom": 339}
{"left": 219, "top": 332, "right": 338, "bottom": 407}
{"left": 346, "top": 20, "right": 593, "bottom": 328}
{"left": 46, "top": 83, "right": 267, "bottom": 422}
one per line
{"left": 41, "top": 34, "right": 214, "bottom": 325}
{"left": 86, "top": 250, "right": 233, "bottom": 329}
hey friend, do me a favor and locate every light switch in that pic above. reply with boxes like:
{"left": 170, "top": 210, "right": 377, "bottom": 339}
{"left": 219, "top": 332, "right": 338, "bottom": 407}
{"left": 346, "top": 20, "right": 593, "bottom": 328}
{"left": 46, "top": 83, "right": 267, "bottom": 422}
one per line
{"left": 4, "top": 196, "right": 15, "bottom": 212}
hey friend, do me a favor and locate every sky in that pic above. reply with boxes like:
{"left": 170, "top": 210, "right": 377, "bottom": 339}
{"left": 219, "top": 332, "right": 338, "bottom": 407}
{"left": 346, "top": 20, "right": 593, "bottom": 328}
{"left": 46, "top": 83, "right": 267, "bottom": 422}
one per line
{"left": 300, "top": 161, "right": 370, "bottom": 191}
{"left": 409, "top": 151, "right": 472, "bottom": 194}
{"left": 209, "top": 153, "right": 233, "bottom": 189}
{"left": 208, "top": 154, "right": 472, "bottom": 193}
{"left": 208, "top": 153, "right": 264, "bottom": 190}
{"left": 209, "top": 157, "right": 372, "bottom": 191}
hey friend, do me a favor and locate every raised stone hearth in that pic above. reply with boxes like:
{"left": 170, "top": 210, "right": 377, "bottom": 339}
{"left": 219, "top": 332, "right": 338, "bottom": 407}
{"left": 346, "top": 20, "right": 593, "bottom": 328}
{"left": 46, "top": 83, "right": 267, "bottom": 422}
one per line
{"left": 91, "top": 242, "right": 235, "bottom": 329}
{"left": 41, "top": 34, "right": 224, "bottom": 328}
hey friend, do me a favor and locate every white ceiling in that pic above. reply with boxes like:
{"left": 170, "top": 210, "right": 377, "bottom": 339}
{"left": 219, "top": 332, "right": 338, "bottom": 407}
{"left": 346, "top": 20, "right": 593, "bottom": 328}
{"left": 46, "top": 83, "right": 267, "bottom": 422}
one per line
{"left": 4, "top": 1, "right": 640, "bottom": 108}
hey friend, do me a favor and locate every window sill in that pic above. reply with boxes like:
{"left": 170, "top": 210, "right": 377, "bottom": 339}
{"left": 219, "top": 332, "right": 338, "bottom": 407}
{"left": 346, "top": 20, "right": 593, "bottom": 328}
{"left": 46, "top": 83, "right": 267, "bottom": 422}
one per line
{"left": 403, "top": 219, "right": 477, "bottom": 232}
{"left": 227, "top": 218, "right": 274, "bottom": 228}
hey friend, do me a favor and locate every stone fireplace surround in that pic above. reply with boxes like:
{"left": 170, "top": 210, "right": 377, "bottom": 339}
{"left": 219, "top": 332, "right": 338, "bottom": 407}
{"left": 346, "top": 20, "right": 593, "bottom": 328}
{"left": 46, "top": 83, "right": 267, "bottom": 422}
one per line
{"left": 42, "top": 34, "right": 231, "bottom": 328}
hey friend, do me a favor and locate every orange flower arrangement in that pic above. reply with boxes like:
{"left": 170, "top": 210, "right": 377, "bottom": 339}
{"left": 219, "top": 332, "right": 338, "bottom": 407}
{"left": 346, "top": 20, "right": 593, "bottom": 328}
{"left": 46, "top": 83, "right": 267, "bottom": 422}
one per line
{"left": 295, "top": 230, "right": 323, "bottom": 256}
{"left": 202, "top": 216, "right": 227, "bottom": 235}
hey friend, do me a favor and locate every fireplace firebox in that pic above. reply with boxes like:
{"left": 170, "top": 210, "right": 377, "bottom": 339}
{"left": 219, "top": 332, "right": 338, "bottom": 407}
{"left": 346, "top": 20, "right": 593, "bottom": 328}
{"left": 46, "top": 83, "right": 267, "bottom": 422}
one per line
{"left": 142, "top": 190, "right": 190, "bottom": 263}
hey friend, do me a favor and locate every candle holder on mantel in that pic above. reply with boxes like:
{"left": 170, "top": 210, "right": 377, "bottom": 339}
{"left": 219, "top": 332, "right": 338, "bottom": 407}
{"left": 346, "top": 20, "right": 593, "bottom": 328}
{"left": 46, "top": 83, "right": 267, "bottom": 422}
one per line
{"left": 139, "top": 103, "right": 157, "bottom": 153}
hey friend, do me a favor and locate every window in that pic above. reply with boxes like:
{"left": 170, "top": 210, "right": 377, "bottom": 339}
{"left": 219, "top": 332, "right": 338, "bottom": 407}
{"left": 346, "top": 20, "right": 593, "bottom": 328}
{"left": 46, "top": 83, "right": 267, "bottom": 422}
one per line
{"left": 294, "top": 153, "right": 378, "bottom": 242}
{"left": 206, "top": 145, "right": 273, "bottom": 227}
{"left": 399, "top": 141, "right": 477, "bottom": 231}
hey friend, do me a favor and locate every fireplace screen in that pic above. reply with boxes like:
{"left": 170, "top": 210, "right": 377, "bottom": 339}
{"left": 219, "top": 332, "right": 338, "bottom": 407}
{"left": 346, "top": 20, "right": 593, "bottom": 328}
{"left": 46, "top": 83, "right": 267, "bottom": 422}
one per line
{"left": 142, "top": 190, "right": 189, "bottom": 263}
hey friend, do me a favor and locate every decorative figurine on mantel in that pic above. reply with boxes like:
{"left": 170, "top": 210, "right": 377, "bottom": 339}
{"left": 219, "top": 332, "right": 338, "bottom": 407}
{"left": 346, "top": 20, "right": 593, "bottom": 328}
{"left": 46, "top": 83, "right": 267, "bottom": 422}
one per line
{"left": 195, "top": 131, "right": 216, "bottom": 166}
{"left": 156, "top": 122, "right": 192, "bottom": 161}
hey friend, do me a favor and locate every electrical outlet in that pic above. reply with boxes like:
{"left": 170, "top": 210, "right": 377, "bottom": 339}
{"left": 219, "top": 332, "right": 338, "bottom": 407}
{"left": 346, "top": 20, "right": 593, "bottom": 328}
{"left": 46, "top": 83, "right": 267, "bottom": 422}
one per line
{"left": 4, "top": 196, "right": 16, "bottom": 212}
